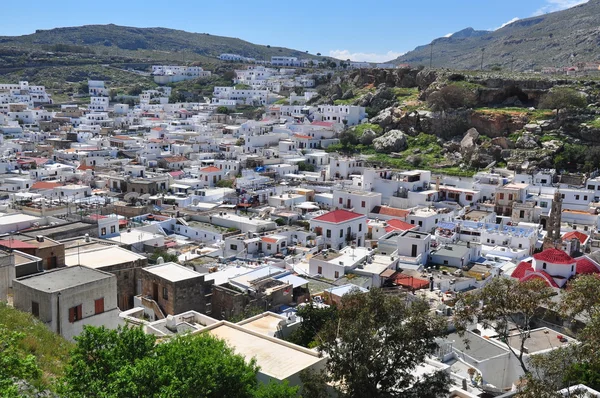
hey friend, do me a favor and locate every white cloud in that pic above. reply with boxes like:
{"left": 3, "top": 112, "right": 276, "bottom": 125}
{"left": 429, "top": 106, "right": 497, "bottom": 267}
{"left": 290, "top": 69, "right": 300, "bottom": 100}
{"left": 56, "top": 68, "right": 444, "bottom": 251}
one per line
{"left": 495, "top": 17, "right": 520, "bottom": 30}
{"left": 328, "top": 49, "right": 405, "bottom": 63}
{"left": 533, "top": 0, "right": 588, "bottom": 15}
{"left": 443, "top": 33, "right": 453, "bottom": 38}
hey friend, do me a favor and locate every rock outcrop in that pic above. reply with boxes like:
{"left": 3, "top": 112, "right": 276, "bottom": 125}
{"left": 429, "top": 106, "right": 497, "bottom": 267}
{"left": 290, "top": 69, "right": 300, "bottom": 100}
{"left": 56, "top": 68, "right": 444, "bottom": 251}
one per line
{"left": 372, "top": 130, "right": 408, "bottom": 153}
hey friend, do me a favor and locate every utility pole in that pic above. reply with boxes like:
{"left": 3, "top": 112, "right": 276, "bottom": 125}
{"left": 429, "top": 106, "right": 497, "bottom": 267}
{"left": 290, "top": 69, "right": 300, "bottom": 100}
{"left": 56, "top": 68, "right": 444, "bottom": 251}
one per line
{"left": 429, "top": 43, "right": 434, "bottom": 68}
{"left": 480, "top": 48, "right": 485, "bottom": 71}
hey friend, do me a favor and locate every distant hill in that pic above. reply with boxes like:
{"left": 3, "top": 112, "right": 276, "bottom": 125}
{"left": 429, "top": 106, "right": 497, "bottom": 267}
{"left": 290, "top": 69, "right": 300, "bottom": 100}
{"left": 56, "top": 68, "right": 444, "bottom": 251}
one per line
{"left": 0, "top": 24, "right": 324, "bottom": 62}
{"left": 391, "top": 0, "right": 600, "bottom": 71}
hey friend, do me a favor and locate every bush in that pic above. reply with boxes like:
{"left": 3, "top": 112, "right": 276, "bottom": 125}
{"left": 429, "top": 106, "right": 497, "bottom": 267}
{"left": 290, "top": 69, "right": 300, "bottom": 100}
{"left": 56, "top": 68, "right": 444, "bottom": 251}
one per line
{"left": 216, "top": 106, "right": 230, "bottom": 114}
{"left": 298, "top": 162, "right": 316, "bottom": 172}
{"left": 539, "top": 87, "right": 586, "bottom": 115}
{"left": 427, "top": 84, "right": 476, "bottom": 111}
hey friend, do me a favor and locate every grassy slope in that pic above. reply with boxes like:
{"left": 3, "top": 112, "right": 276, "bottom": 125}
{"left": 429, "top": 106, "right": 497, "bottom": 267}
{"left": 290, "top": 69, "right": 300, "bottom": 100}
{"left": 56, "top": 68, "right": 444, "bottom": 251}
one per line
{"left": 0, "top": 302, "right": 73, "bottom": 389}
{"left": 0, "top": 24, "right": 327, "bottom": 61}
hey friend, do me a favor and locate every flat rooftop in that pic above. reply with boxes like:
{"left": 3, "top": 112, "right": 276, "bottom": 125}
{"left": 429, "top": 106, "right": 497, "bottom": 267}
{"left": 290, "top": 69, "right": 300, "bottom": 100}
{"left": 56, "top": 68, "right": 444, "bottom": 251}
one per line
{"left": 507, "top": 328, "right": 574, "bottom": 354}
{"left": 0, "top": 213, "right": 41, "bottom": 225}
{"left": 431, "top": 244, "right": 470, "bottom": 259}
{"left": 144, "top": 262, "right": 204, "bottom": 282}
{"left": 237, "top": 313, "right": 285, "bottom": 336}
{"left": 65, "top": 246, "right": 145, "bottom": 268}
{"left": 206, "top": 323, "right": 322, "bottom": 379}
{"left": 446, "top": 332, "right": 508, "bottom": 361}
{"left": 15, "top": 265, "right": 113, "bottom": 292}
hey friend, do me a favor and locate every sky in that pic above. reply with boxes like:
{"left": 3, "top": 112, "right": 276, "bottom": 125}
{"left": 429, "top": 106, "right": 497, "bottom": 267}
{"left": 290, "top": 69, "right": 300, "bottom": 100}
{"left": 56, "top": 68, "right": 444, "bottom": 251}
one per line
{"left": 0, "top": 0, "right": 588, "bottom": 62}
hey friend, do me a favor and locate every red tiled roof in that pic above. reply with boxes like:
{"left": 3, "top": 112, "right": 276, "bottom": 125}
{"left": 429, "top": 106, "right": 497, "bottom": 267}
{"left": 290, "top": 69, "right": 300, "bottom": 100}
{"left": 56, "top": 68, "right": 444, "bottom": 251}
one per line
{"left": 511, "top": 261, "right": 533, "bottom": 279}
{"left": 293, "top": 134, "right": 312, "bottom": 139}
{"left": 519, "top": 271, "right": 560, "bottom": 288}
{"left": 261, "top": 237, "right": 278, "bottom": 244}
{"left": 374, "top": 206, "right": 410, "bottom": 219}
{"left": 311, "top": 121, "right": 334, "bottom": 127}
{"left": 0, "top": 239, "right": 37, "bottom": 249}
{"left": 163, "top": 156, "right": 188, "bottom": 163}
{"left": 77, "top": 164, "right": 94, "bottom": 171}
{"left": 112, "top": 135, "right": 134, "bottom": 140}
{"left": 533, "top": 248, "right": 575, "bottom": 265}
{"left": 313, "top": 209, "right": 364, "bottom": 223}
{"left": 87, "top": 214, "right": 107, "bottom": 221}
{"left": 392, "top": 272, "right": 430, "bottom": 290}
{"left": 200, "top": 166, "right": 221, "bottom": 173}
{"left": 30, "top": 181, "right": 63, "bottom": 190}
{"left": 575, "top": 256, "right": 600, "bottom": 275}
{"left": 169, "top": 171, "right": 184, "bottom": 177}
{"left": 385, "top": 219, "right": 416, "bottom": 233}
{"left": 562, "top": 231, "right": 589, "bottom": 245}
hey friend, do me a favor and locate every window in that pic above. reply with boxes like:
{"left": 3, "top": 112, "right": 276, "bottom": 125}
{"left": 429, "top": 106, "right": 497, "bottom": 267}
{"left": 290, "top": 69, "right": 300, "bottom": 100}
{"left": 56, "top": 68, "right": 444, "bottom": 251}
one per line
{"left": 418, "top": 221, "right": 423, "bottom": 227}
{"left": 317, "top": 266, "right": 322, "bottom": 274}
{"left": 576, "top": 195, "right": 580, "bottom": 200}
{"left": 443, "top": 260, "right": 449, "bottom": 265}
{"left": 163, "top": 287, "right": 169, "bottom": 300}
{"left": 499, "top": 193, "right": 504, "bottom": 200}
{"left": 466, "top": 195, "right": 473, "bottom": 201}
{"left": 31, "top": 301, "right": 39, "bottom": 318}
{"left": 519, "top": 244, "right": 523, "bottom": 249}
{"left": 267, "top": 244, "right": 272, "bottom": 250}
{"left": 110, "top": 226, "right": 116, "bottom": 234}
{"left": 584, "top": 196, "right": 588, "bottom": 201}
{"left": 94, "top": 298, "right": 104, "bottom": 314}
{"left": 410, "top": 220, "right": 415, "bottom": 225}
{"left": 334, "top": 271, "right": 340, "bottom": 278}
{"left": 540, "top": 202, "right": 548, "bottom": 208}
{"left": 588, "top": 185, "right": 595, "bottom": 190}
{"left": 361, "top": 201, "right": 366, "bottom": 208}
{"left": 359, "top": 223, "right": 362, "bottom": 232}
{"left": 572, "top": 265, "right": 574, "bottom": 272}
{"left": 230, "top": 244, "right": 238, "bottom": 250}
{"left": 101, "top": 227, "right": 106, "bottom": 236}
{"left": 69, "top": 305, "right": 82, "bottom": 323}
{"left": 326, "top": 230, "right": 331, "bottom": 238}
{"left": 543, "top": 262, "right": 547, "bottom": 270}
{"left": 508, "top": 194, "right": 513, "bottom": 201}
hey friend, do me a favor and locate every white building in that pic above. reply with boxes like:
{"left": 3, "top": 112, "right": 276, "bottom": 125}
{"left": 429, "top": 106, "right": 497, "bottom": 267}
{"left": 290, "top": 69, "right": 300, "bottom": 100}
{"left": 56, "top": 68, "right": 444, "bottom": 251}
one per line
{"left": 310, "top": 209, "right": 367, "bottom": 249}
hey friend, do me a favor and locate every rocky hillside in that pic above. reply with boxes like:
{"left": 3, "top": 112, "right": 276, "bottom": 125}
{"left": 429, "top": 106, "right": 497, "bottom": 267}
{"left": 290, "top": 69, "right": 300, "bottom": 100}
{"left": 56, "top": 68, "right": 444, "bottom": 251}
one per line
{"left": 392, "top": 0, "right": 600, "bottom": 71}
{"left": 0, "top": 24, "right": 325, "bottom": 61}
{"left": 316, "top": 68, "right": 600, "bottom": 175}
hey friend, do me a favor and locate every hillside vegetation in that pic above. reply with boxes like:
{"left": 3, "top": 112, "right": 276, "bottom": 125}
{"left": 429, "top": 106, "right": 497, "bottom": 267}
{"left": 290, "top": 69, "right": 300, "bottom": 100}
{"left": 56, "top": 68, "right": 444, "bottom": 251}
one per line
{"left": 0, "top": 24, "right": 325, "bottom": 62}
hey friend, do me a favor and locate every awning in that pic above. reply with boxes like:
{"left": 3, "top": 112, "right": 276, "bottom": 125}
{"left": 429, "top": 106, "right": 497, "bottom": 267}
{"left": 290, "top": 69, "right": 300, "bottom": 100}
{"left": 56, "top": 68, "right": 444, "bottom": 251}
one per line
{"left": 276, "top": 274, "right": 309, "bottom": 288}
{"left": 380, "top": 269, "right": 396, "bottom": 278}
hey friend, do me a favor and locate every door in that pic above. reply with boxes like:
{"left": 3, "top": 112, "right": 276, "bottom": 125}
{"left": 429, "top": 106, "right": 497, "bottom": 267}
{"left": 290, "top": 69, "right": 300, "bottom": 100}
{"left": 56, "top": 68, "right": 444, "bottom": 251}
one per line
{"left": 152, "top": 283, "right": 159, "bottom": 301}
{"left": 411, "top": 244, "right": 418, "bottom": 257}
{"left": 31, "top": 301, "right": 39, "bottom": 318}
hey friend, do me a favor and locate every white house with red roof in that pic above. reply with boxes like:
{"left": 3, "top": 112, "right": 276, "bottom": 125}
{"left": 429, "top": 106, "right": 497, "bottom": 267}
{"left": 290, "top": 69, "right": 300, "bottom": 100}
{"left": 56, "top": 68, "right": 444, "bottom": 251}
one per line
{"left": 309, "top": 209, "right": 367, "bottom": 250}
{"left": 198, "top": 166, "right": 226, "bottom": 188}
{"left": 509, "top": 248, "right": 599, "bottom": 288}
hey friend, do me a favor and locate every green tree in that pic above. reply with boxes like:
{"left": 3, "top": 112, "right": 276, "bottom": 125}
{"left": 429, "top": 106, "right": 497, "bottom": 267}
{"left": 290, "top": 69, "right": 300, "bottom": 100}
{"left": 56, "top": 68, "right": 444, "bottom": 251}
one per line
{"left": 58, "top": 325, "right": 155, "bottom": 397}
{"left": 453, "top": 277, "right": 555, "bottom": 374}
{"left": 287, "top": 303, "right": 338, "bottom": 348}
{"left": 0, "top": 326, "right": 41, "bottom": 397}
{"left": 217, "top": 106, "right": 230, "bottom": 114}
{"left": 304, "top": 288, "right": 450, "bottom": 398}
{"left": 297, "top": 162, "right": 316, "bottom": 172}
{"left": 60, "top": 326, "right": 298, "bottom": 398}
{"left": 539, "top": 87, "right": 586, "bottom": 117}
{"left": 427, "top": 84, "right": 477, "bottom": 111}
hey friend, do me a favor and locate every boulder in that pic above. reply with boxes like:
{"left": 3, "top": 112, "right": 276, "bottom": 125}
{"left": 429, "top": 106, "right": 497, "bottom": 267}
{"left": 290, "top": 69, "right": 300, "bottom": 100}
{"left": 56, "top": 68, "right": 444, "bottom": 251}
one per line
{"left": 491, "top": 136, "right": 514, "bottom": 149}
{"left": 460, "top": 128, "right": 480, "bottom": 152}
{"left": 370, "top": 107, "right": 394, "bottom": 129}
{"left": 373, "top": 129, "right": 408, "bottom": 153}
{"left": 360, "top": 129, "right": 378, "bottom": 145}
{"left": 341, "top": 89, "right": 355, "bottom": 100}
{"left": 515, "top": 133, "right": 540, "bottom": 149}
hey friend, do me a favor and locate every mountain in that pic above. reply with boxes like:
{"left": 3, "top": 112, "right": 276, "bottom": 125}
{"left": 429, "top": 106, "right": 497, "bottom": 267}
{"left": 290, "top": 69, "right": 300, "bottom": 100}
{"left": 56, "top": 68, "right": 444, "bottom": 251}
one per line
{"left": 391, "top": 0, "right": 600, "bottom": 71}
{"left": 0, "top": 24, "right": 323, "bottom": 61}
